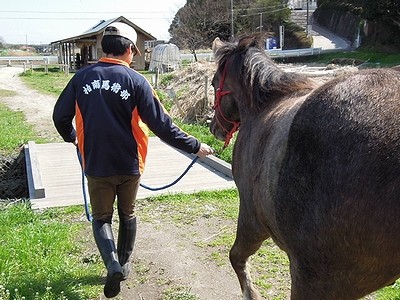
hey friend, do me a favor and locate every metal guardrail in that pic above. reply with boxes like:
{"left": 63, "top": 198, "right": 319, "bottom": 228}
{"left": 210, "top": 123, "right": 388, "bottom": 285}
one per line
{"left": 266, "top": 47, "right": 322, "bottom": 58}
{"left": 0, "top": 56, "right": 58, "bottom": 65}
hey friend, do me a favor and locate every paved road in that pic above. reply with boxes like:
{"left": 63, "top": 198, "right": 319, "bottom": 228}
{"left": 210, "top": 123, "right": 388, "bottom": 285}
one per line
{"left": 311, "top": 23, "right": 351, "bottom": 51}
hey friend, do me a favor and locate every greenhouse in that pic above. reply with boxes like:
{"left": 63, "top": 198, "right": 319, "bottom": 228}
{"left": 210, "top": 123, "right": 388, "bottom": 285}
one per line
{"left": 148, "top": 43, "right": 181, "bottom": 73}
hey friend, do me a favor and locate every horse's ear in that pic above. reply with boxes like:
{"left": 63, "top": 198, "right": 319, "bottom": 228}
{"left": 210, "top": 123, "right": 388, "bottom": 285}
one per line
{"left": 212, "top": 37, "right": 224, "bottom": 54}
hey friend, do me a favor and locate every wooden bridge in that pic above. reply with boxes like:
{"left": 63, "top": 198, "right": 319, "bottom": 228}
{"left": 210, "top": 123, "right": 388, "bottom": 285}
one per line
{"left": 25, "top": 138, "right": 236, "bottom": 210}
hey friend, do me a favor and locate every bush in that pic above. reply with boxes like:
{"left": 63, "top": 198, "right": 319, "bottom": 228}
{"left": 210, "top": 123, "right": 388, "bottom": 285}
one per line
{"left": 283, "top": 22, "right": 313, "bottom": 49}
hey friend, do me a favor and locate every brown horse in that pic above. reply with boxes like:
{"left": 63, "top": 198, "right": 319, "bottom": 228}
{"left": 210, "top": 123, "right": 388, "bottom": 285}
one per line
{"left": 210, "top": 35, "right": 400, "bottom": 300}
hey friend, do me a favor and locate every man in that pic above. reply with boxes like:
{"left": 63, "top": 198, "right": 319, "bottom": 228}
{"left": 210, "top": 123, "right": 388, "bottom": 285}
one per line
{"left": 53, "top": 22, "right": 214, "bottom": 298}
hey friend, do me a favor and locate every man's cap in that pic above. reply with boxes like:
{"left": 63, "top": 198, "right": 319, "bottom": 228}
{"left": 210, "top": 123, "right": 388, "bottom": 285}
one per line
{"left": 103, "top": 22, "right": 141, "bottom": 56}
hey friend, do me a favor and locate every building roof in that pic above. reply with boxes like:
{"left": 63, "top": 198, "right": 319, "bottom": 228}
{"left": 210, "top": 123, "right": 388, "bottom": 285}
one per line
{"left": 51, "top": 16, "right": 156, "bottom": 44}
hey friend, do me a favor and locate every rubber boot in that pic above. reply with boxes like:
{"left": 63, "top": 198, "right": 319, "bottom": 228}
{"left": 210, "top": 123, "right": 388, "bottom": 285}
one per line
{"left": 92, "top": 220, "right": 123, "bottom": 298}
{"left": 117, "top": 217, "right": 137, "bottom": 280}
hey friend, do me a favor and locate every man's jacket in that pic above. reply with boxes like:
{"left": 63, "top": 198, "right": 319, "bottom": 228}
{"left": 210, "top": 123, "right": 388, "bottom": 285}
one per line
{"left": 53, "top": 57, "right": 200, "bottom": 177}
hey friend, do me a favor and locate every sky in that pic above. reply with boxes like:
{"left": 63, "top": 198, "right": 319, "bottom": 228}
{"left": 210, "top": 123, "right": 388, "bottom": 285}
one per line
{"left": 0, "top": 0, "right": 187, "bottom": 45}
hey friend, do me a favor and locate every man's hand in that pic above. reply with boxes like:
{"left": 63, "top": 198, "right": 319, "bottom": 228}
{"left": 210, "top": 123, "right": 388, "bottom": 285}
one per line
{"left": 196, "top": 143, "right": 215, "bottom": 158}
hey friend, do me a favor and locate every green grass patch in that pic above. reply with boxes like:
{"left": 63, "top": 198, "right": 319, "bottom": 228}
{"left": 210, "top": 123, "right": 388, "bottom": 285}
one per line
{"left": 139, "top": 189, "right": 239, "bottom": 224}
{"left": 299, "top": 49, "right": 400, "bottom": 67}
{"left": 162, "top": 286, "right": 198, "bottom": 300}
{"left": 20, "top": 69, "right": 72, "bottom": 96}
{"left": 376, "top": 282, "right": 400, "bottom": 300}
{"left": 0, "top": 203, "right": 103, "bottom": 299}
{"left": 159, "top": 73, "right": 175, "bottom": 86}
{"left": 174, "top": 120, "right": 233, "bottom": 163}
{"left": 0, "top": 89, "right": 17, "bottom": 98}
{"left": 0, "top": 102, "right": 46, "bottom": 154}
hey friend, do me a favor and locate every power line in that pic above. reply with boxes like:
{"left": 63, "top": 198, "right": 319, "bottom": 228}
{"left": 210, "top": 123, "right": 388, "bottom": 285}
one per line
{"left": 239, "top": 7, "right": 287, "bottom": 18}
{"left": 233, "top": 3, "right": 286, "bottom": 12}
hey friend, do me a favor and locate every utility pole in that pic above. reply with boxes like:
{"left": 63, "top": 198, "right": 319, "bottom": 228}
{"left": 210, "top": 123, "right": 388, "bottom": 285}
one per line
{"left": 306, "top": 0, "right": 309, "bottom": 36}
{"left": 231, "top": 0, "right": 234, "bottom": 40}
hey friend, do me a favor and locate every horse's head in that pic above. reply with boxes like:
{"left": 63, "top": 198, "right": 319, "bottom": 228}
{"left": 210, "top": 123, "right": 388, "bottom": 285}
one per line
{"left": 209, "top": 35, "right": 272, "bottom": 147}
{"left": 209, "top": 35, "right": 317, "bottom": 148}
{"left": 209, "top": 37, "right": 241, "bottom": 147}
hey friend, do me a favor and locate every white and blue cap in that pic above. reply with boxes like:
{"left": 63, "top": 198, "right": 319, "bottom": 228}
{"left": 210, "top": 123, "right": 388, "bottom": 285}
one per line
{"left": 103, "top": 22, "right": 141, "bottom": 56}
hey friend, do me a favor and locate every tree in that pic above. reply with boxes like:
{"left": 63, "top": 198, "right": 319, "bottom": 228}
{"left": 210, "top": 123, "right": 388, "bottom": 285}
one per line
{"left": 169, "top": 0, "right": 231, "bottom": 60}
{"left": 362, "top": 0, "right": 400, "bottom": 27}
{"left": 251, "top": 0, "right": 290, "bottom": 32}
{"left": 169, "top": 0, "right": 299, "bottom": 53}
{"left": 0, "top": 36, "right": 5, "bottom": 50}
{"left": 317, "top": 0, "right": 400, "bottom": 28}
{"left": 315, "top": 0, "right": 400, "bottom": 50}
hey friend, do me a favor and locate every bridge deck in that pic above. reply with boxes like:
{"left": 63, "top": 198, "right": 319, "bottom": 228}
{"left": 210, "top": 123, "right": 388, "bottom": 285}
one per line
{"left": 26, "top": 138, "right": 235, "bottom": 210}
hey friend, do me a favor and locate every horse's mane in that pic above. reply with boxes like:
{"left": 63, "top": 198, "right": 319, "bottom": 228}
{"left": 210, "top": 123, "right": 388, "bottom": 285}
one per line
{"left": 215, "top": 34, "right": 316, "bottom": 110}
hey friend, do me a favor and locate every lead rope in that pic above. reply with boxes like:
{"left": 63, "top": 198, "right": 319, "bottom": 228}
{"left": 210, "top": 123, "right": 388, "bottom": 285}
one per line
{"left": 76, "top": 149, "right": 200, "bottom": 221}
{"left": 139, "top": 156, "right": 199, "bottom": 191}
{"left": 76, "top": 148, "right": 93, "bottom": 222}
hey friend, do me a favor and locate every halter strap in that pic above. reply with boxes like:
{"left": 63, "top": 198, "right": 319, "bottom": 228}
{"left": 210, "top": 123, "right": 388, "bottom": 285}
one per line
{"left": 213, "top": 59, "right": 241, "bottom": 148}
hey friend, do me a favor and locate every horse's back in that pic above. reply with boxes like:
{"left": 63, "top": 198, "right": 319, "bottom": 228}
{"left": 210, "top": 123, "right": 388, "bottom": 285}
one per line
{"left": 274, "top": 68, "right": 400, "bottom": 297}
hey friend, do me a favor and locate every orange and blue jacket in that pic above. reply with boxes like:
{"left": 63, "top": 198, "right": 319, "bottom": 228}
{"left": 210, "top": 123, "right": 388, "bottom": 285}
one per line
{"left": 53, "top": 57, "right": 200, "bottom": 177}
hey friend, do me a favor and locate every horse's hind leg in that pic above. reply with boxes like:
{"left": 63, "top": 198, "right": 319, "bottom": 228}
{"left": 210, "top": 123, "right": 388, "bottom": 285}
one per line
{"left": 230, "top": 218, "right": 269, "bottom": 300}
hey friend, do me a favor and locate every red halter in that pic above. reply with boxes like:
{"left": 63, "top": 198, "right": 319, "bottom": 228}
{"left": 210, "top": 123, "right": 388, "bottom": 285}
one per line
{"left": 212, "top": 59, "right": 241, "bottom": 148}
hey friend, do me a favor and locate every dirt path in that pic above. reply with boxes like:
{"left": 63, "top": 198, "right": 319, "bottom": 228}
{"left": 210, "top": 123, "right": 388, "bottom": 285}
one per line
{"left": 0, "top": 67, "right": 62, "bottom": 142}
{"left": 116, "top": 217, "right": 242, "bottom": 300}
{"left": 0, "top": 66, "right": 244, "bottom": 300}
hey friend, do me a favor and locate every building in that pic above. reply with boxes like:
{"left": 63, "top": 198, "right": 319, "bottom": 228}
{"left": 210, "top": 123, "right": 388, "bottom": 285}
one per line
{"left": 51, "top": 16, "right": 156, "bottom": 71}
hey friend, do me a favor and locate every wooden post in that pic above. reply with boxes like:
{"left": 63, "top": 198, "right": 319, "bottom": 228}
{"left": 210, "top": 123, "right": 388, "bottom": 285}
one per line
{"left": 204, "top": 75, "right": 209, "bottom": 111}
{"left": 155, "top": 68, "right": 159, "bottom": 89}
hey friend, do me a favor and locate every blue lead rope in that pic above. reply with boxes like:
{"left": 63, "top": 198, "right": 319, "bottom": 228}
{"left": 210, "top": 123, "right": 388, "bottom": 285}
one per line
{"left": 76, "top": 149, "right": 93, "bottom": 222}
{"left": 139, "top": 156, "right": 199, "bottom": 191}
{"left": 76, "top": 148, "right": 199, "bottom": 221}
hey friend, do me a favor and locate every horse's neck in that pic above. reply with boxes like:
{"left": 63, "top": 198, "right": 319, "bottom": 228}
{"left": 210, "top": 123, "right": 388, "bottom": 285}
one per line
{"left": 234, "top": 95, "right": 308, "bottom": 178}
{"left": 240, "top": 94, "right": 308, "bottom": 125}
{"left": 267, "top": 95, "right": 308, "bottom": 122}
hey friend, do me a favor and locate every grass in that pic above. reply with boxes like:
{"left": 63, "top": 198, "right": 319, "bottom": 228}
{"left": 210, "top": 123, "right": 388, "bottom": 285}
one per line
{"left": 173, "top": 120, "right": 233, "bottom": 163}
{"left": 2, "top": 191, "right": 399, "bottom": 299}
{"left": 162, "top": 287, "right": 198, "bottom": 300}
{"left": 19, "top": 67, "right": 73, "bottom": 96}
{"left": 0, "top": 203, "right": 104, "bottom": 299}
{"left": 0, "top": 98, "right": 46, "bottom": 155}
{"left": 296, "top": 49, "right": 400, "bottom": 67}
{"left": 138, "top": 189, "right": 291, "bottom": 299}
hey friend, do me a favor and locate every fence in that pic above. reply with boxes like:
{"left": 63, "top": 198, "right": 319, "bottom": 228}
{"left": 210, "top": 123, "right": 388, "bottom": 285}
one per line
{"left": 0, "top": 56, "right": 70, "bottom": 75}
